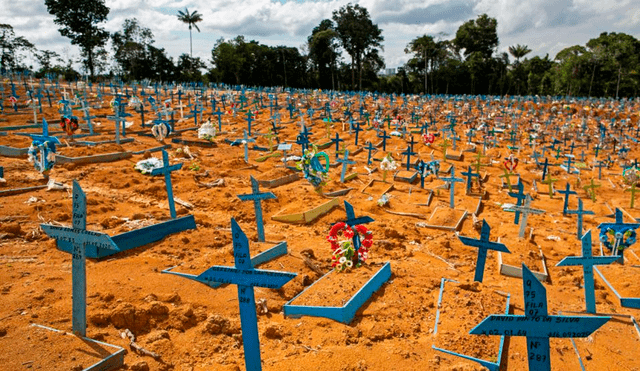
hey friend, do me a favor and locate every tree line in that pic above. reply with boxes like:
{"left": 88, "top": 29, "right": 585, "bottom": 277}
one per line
{"left": 1, "top": 0, "right": 638, "bottom": 98}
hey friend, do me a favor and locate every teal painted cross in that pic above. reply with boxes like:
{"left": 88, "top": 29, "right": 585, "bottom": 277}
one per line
{"left": 440, "top": 166, "right": 464, "bottom": 208}
{"left": 458, "top": 220, "right": 510, "bottom": 282}
{"left": 40, "top": 181, "right": 118, "bottom": 336}
{"left": 470, "top": 264, "right": 610, "bottom": 371}
{"left": 337, "top": 150, "right": 355, "bottom": 183}
{"left": 556, "top": 230, "right": 618, "bottom": 313}
{"left": 164, "top": 219, "right": 296, "bottom": 371}
{"left": 566, "top": 198, "right": 593, "bottom": 239}
{"left": 150, "top": 149, "right": 182, "bottom": 219}
{"left": 237, "top": 176, "right": 276, "bottom": 242}
{"left": 557, "top": 183, "right": 577, "bottom": 215}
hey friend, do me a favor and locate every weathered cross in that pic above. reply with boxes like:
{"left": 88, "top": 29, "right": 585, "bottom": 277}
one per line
{"left": 557, "top": 183, "right": 577, "bottom": 215}
{"left": 457, "top": 220, "right": 510, "bottom": 282}
{"left": 365, "top": 141, "right": 376, "bottom": 166}
{"left": 337, "top": 149, "right": 356, "bottom": 183}
{"left": 556, "top": 230, "right": 619, "bottom": 313}
{"left": 237, "top": 176, "right": 277, "bottom": 242}
{"left": 440, "top": 166, "right": 464, "bottom": 208}
{"left": 566, "top": 198, "right": 594, "bottom": 239}
{"left": 461, "top": 166, "right": 480, "bottom": 193}
{"left": 625, "top": 183, "right": 640, "bottom": 208}
{"left": 508, "top": 181, "right": 526, "bottom": 224}
{"left": 499, "top": 168, "right": 516, "bottom": 192}
{"left": 150, "top": 149, "right": 182, "bottom": 219}
{"left": 583, "top": 179, "right": 600, "bottom": 202}
{"left": 164, "top": 219, "right": 296, "bottom": 371}
{"left": 470, "top": 264, "right": 610, "bottom": 371}
{"left": 540, "top": 176, "right": 558, "bottom": 197}
{"left": 378, "top": 130, "right": 390, "bottom": 152}
{"left": 40, "top": 181, "right": 119, "bottom": 336}
{"left": 401, "top": 146, "right": 417, "bottom": 171}
{"left": 505, "top": 195, "right": 546, "bottom": 238}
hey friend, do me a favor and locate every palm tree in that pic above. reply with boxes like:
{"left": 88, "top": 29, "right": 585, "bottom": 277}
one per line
{"left": 508, "top": 44, "right": 532, "bottom": 64}
{"left": 177, "top": 8, "right": 203, "bottom": 58}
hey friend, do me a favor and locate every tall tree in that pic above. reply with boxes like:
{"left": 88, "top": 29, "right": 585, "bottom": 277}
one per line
{"left": 177, "top": 8, "right": 203, "bottom": 58}
{"left": 111, "top": 18, "right": 155, "bottom": 80}
{"left": 405, "top": 35, "right": 437, "bottom": 94}
{"left": 44, "top": 0, "right": 110, "bottom": 77}
{"left": 308, "top": 19, "right": 340, "bottom": 90}
{"left": 508, "top": 44, "right": 532, "bottom": 64}
{"left": 0, "top": 24, "right": 35, "bottom": 71}
{"left": 332, "top": 3, "right": 384, "bottom": 90}
{"left": 454, "top": 14, "right": 498, "bottom": 59}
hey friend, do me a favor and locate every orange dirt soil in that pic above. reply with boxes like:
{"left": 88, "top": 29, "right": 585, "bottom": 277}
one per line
{"left": 0, "top": 81, "right": 639, "bottom": 371}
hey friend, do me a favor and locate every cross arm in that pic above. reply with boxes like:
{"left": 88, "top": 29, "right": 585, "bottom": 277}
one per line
{"left": 470, "top": 314, "right": 610, "bottom": 338}
{"left": 40, "top": 224, "right": 119, "bottom": 251}
{"left": 556, "top": 255, "right": 619, "bottom": 267}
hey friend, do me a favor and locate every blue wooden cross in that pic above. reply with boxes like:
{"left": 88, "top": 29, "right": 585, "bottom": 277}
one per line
{"left": 237, "top": 176, "right": 276, "bottom": 242}
{"left": 364, "top": 141, "right": 376, "bottom": 165}
{"left": 107, "top": 102, "right": 127, "bottom": 144}
{"left": 150, "top": 149, "right": 182, "bottom": 219}
{"left": 440, "top": 166, "right": 464, "bottom": 208}
{"left": 561, "top": 155, "right": 577, "bottom": 174}
{"left": 557, "top": 183, "right": 577, "bottom": 215}
{"left": 470, "top": 264, "right": 610, "bottom": 371}
{"left": 337, "top": 150, "right": 355, "bottom": 183}
{"left": 458, "top": 220, "right": 510, "bottom": 282}
{"left": 237, "top": 130, "right": 256, "bottom": 163}
{"left": 378, "top": 130, "right": 390, "bottom": 151}
{"left": 556, "top": 230, "right": 618, "bottom": 313}
{"left": 40, "top": 181, "right": 119, "bottom": 336}
{"left": 461, "top": 166, "right": 479, "bottom": 193}
{"left": 505, "top": 195, "right": 546, "bottom": 238}
{"left": 353, "top": 120, "right": 362, "bottom": 146}
{"left": 593, "top": 160, "right": 606, "bottom": 179}
{"left": 541, "top": 158, "right": 552, "bottom": 180}
{"left": 566, "top": 198, "right": 594, "bottom": 239}
{"left": 296, "top": 130, "right": 310, "bottom": 154}
{"left": 508, "top": 181, "right": 526, "bottom": 224}
{"left": 332, "top": 133, "right": 343, "bottom": 159}
{"left": 246, "top": 110, "right": 254, "bottom": 135}
{"left": 342, "top": 201, "right": 374, "bottom": 257}
{"left": 401, "top": 146, "right": 417, "bottom": 171}
{"left": 165, "top": 219, "right": 296, "bottom": 371}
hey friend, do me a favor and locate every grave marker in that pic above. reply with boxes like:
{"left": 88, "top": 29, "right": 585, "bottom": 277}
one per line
{"left": 505, "top": 195, "right": 546, "bottom": 238}
{"left": 508, "top": 181, "right": 526, "bottom": 224}
{"left": 556, "top": 230, "right": 618, "bottom": 313}
{"left": 237, "top": 176, "right": 277, "bottom": 242}
{"left": 164, "top": 219, "right": 296, "bottom": 371}
{"left": 440, "top": 166, "right": 464, "bottom": 209}
{"left": 150, "top": 149, "right": 182, "bottom": 219}
{"left": 470, "top": 264, "right": 610, "bottom": 371}
{"left": 566, "top": 198, "right": 594, "bottom": 239}
{"left": 457, "top": 220, "right": 510, "bottom": 282}
{"left": 557, "top": 183, "right": 577, "bottom": 215}
{"left": 40, "top": 181, "right": 119, "bottom": 336}
{"left": 342, "top": 201, "right": 374, "bottom": 257}
{"left": 337, "top": 150, "right": 356, "bottom": 183}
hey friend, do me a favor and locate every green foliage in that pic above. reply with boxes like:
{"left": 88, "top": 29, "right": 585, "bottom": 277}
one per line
{"left": 308, "top": 19, "right": 341, "bottom": 90}
{"left": 0, "top": 24, "right": 35, "bottom": 71}
{"left": 177, "top": 8, "right": 203, "bottom": 58}
{"left": 332, "top": 3, "right": 384, "bottom": 90}
{"left": 44, "top": 0, "right": 110, "bottom": 77}
{"left": 454, "top": 14, "right": 498, "bottom": 59}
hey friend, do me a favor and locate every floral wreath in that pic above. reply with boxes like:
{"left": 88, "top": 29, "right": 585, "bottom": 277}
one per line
{"left": 296, "top": 147, "right": 330, "bottom": 188}
{"left": 503, "top": 155, "right": 518, "bottom": 172}
{"left": 422, "top": 132, "right": 435, "bottom": 145}
{"left": 600, "top": 228, "right": 637, "bottom": 251}
{"left": 60, "top": 115, "right": 79, "bottom": 136}
{"left": 623, "top": 166, "right": 640, "bottom": 185}
{"left": 28, "top": 140, "right": 57, "bottom": 173}
{"left": 327, "top": 222, "right": 373, "bottom": 271}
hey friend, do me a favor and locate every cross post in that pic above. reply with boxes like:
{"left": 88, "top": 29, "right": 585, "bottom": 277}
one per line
{"left": 457, "top": 220, "right": 510, "bottom": 282}
{"left": 150, "top": 149, "right": 182, "bottom": 219}
{"left": 237, "top": 176, "right": 277, "bottom": 242}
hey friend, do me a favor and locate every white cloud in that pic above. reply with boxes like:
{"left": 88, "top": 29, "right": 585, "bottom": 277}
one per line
{"left": 0, "top": 0, "right": 638, "bottom": 73}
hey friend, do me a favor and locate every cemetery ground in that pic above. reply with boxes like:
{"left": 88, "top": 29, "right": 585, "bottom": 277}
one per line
{"left": 1, "top": 82, "right": 640, "bottom": 371}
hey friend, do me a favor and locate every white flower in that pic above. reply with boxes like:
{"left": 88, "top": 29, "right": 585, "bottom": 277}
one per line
{"left": 346, "top": 261, "right": 353, "bottom": 268}
{"left": 339, "top": 256, "right": 347, "bottom": 264}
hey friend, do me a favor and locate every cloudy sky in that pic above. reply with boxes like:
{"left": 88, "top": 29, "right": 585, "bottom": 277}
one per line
{"left": 1, "top": 0, "right": 639, "bottom": 72}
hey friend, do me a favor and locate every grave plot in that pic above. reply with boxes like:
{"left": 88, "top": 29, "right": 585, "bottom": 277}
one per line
{"left": 0, "top": 324, "right": 125, "bottom": 371}
{"left": 416, "top": 204, "right": 468, "bottom": 231}
{"left": 432, "top": 279, "right": 509, "bottom": 371}
{"left": 595, "top": 260, "right": 640, "bottom": 309}
{"left": 0, "top": 133, "right": 33, "bottom": 157}
{"left": 493, "top": 221, "right": 549, "bottom": 281}
{"left": 570, "top": 314, "right": 640, "bottom": 370}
